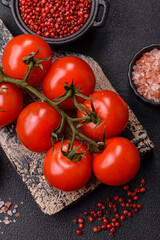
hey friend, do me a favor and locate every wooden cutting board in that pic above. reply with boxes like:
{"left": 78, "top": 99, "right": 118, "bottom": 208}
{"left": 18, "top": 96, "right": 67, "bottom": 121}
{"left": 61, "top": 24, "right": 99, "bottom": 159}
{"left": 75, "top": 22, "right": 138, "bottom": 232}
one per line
{"left": 0, "top": 19, "right": 154, "bottom": 215}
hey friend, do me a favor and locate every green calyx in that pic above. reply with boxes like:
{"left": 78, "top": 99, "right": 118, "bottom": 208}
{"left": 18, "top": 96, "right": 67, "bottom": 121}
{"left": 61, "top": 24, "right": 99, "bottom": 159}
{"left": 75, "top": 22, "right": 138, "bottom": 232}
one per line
{"left": 23, "top": 47, "right": 51, "bottom": 71}
{"left": 76, "top": 99, "right": 101, "bottom": 129}
{"left": 61, "top": 140, "right": 86, "bottom": 162}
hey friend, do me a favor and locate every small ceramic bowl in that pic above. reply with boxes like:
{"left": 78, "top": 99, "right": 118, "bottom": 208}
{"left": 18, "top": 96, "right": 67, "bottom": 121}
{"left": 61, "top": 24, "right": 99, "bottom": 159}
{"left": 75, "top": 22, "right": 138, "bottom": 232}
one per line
{"left": 128, "top": 44, "right": 160, "bottom": 107}
{"left": 2, "top": 0, "right": 110, "bottom": 45}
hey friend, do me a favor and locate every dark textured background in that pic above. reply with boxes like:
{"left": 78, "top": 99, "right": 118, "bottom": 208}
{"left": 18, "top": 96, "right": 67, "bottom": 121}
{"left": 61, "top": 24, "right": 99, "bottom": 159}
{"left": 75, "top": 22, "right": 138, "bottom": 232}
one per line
{"left": 0, "top": 0, "right": 160, "bottom": 239}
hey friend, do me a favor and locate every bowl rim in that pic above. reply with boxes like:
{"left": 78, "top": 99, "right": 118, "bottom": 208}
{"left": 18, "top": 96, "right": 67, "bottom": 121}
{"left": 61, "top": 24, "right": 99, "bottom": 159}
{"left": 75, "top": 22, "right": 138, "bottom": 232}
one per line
{"left": 128, "top": 44, "right": 160, "bottom": 107}
{"left": 11, "top": 0, "right": 98, "bottom": 45}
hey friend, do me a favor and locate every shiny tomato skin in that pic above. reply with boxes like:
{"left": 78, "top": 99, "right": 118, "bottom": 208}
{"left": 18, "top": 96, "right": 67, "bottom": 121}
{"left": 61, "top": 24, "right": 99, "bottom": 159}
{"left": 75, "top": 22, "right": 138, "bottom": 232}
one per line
{"left": 0, "top": 83, "right": 23, "bottom": 127}
{"left": 77, "top": 90, "right": 129, "bottom": 141}
{"left": 16, "top": 101, "right": 61, "bottom": 152}
{"left": 93, "top": 137, "right": 140, "bottom": 186}
{"left": 2, "top": 34, "right": 52, "bottom": 85}
{"left": 42, "top": 56, "right": 95, "bottom": 109}
{"left": 43, "top": 140, "right": 92, "bottom": 191}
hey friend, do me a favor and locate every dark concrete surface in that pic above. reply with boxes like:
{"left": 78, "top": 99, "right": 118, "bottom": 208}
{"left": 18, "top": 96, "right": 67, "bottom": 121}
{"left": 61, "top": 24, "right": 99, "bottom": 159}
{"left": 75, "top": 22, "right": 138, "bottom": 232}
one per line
{"left": 0, "top": 0, "right": 160, "bottom": 239}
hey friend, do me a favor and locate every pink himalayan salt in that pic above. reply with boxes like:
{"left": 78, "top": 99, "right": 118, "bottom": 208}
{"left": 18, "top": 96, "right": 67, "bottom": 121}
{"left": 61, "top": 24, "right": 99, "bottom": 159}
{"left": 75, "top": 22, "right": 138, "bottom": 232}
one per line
{"left": 132, "top": 48, "right": 160, "bottom": 103}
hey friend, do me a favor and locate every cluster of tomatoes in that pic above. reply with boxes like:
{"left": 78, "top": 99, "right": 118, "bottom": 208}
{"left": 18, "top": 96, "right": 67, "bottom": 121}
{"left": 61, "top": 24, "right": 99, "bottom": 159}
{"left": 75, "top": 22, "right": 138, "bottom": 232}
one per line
{"left": 0, "top": 34, "right": 140, "bottom": 192}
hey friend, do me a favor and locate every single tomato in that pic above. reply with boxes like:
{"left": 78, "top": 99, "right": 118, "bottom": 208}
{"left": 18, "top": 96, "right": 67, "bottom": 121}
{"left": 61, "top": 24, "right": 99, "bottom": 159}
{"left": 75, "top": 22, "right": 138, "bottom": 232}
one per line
{"left": 16, "top": 101, "right": 61, "bottom": 152}
{"left": 93, "top": 137, "right": 140, "bottom": 186}
{"left": 0, "top": 83, "right": 23, "bottom": 127}
{"left": 43, "top": 140, "right": 92, "bottom": 191}
{"left": 77, "top": 90, "right": 129, "bottom": 141}
{"left": 42, "top": 56, "right": 95, "bottom": 109}
{"left": 2, "top": 34, "right": 52, "bottom": 85}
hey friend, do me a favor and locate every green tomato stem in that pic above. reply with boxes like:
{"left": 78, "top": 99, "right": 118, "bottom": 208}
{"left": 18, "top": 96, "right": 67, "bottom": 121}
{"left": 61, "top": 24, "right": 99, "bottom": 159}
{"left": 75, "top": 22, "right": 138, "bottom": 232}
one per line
{"left": 0, "top": 67, "right": 100, "bottom": 152}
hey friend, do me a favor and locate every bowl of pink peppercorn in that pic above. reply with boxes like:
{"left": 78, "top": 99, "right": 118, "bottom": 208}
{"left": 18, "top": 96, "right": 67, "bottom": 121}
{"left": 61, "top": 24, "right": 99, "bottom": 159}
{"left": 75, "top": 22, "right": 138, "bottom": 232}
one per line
{"left": 128, "top": 44, "right": 160, "bottom": 106}
{"left": 2, "top": 0, "right": 110, "bottom": 45}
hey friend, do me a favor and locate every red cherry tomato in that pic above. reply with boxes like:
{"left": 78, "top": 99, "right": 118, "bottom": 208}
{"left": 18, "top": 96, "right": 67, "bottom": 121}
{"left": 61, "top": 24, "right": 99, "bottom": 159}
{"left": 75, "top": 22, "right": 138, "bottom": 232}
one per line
{"left": 43, "top": 140, "right": 92, "bottom": 191}
{"left": 0, "top": 83, "right": 23, "bottom": 127}
{"left": 42, "top": 56, "right": 95, "bottom": 109}
{"left": 16, "top": 101, "right": 61, "bottom": 152}
{"left": 77, "top": 90, "right": 129, "bottom": 141}
{"left": 93, "top": 137, "right": 140, "bottom": 186}
{"left": 2, "top": 34, "right": 52, "bottom": 85}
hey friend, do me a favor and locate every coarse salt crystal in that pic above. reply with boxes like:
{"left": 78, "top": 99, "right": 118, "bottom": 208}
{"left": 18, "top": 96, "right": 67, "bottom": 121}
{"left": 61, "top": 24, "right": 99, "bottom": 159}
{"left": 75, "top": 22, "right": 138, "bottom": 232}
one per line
{"left": 7, "top": 210, "right": 12, "bottom": 216}
{"left": 0, "top": 201, "right": 4, "bottom": 208}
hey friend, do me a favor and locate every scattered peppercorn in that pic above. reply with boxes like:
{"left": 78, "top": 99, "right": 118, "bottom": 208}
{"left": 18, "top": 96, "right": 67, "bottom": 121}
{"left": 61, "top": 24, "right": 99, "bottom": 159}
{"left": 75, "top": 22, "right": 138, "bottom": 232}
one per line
{"left": 103, "top": 219, "right": 109, "bottom": 225}
{"left": 137, "top": 204, "right": 142, "bottom": 209}
{"left": 83, "top": 211, "right": 88, "bottom": 216}
{"left": 78, "top": 218, "right": 84, "bottom": 224}
{"left": 88, "top": 216, "right": 94, "bottom": 223}
{"left": 107, "top": 223, "right": 112, "bottom": 229}
{"left": 123, "top": 210, "right": 128, "bottom": 215}
{"left": 73, "top": 178, "right": 146, "bottom": 238}
{"left": 76, "top": 229, "right": 82, "bottom": 235}
{"left": 133, "top": 196, "right": 139, "bottom": 201}
{"left": 140, "top": 187, "right": 146, "bottom": 193}
{"left": 93, "top": 227, "right": 98, "bottom": 232}
{"left": 79, "top": 223, "right": 84, "bottom": 228}
{"left": 112, "top": 218, "right": 117, "bottom": 223}
{"left": 101, "top": 224, "right": 107, "bottom": 230}
{"left": 120, "top": 215, "right": 125, "bottom": 221}
{"left": 97, "top": 202, "right": 103, "bottom": 208}
{"left": 73, "top": 218, "right": 78, "bottom": 223}
{"left": 141, "top": 179, "right": 146, "bottom": 185}
{"left": 123, "top": 185, "right": 129, "bottom": 191}
{"left": 90, "top": 210, "right": 95, "bottom": 215}
{"left": 115, "top": 222, "right": 120, "bottom": 227}
{"left": 133, "top": 208, "right": 139, "bottom": 213}
{"left": 114, "top": 196, "right": 119, "bottom": 201}
{"left": 128, "top": 212, "right": 132, "bottom": 217}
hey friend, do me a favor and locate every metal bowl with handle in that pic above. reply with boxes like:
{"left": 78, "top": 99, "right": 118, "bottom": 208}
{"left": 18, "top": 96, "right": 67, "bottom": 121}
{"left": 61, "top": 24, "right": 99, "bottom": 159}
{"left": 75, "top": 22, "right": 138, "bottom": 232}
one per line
{"left": 2, "top": 0, "right": 110, "bottom": 45}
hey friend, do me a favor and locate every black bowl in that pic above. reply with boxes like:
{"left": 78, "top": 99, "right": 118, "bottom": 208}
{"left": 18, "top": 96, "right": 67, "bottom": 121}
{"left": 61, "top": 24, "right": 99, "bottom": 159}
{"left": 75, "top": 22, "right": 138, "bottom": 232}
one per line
{"left": 2, "top": 0, "right": 110, "bottom": 45}
{"left": 128, "top": 44, "right": 160, "bottom": 107}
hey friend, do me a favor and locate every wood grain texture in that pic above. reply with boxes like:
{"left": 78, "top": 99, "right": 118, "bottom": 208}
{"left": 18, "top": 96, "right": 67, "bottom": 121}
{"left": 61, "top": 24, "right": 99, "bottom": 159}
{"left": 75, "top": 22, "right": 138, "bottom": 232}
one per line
{"left": 0, "top": 19, "right": 154, "bottom": 215}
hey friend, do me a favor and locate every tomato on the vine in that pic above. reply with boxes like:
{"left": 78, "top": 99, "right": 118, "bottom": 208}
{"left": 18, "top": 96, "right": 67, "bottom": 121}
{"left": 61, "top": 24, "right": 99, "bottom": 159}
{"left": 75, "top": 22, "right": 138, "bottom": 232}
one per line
{"left": 0, "top": 83, "right": 23, "bottom": 127}
{"left": 42, "top": 56, "right": 95, "bottom": 109}
{"left": 77, "top": 90, "right": 129, "bottom": 141}
{"left": 43, "top": 140, "right": 92, "bottom": 191}
{"left": 93, "top": 137, "right": 140, "bottom": 186}
{"left": 2, "top": 34, "right": 52, "bottom": 86}
{"left": 16, "top": 101, "right": 61, "bottom": 152}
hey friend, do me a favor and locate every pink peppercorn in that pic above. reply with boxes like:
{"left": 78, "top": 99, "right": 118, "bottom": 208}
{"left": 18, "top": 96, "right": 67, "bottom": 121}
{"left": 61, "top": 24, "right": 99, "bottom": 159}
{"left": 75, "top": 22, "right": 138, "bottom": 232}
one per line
{"left": 83, "top": 211, "right": 88, "bottom": 216}
{"left": 128, "top": 212, "right": 132, "bottom": 217}
{"left": 90, "top": 210, "right": 95, "bottom": 215}
{"left": 101, "top": 225, "right": 107, "bottom": 230}
{"left": 115, "top": 221, "right": 120, "bottom": 227}
{"left": 88, "top": 216, "right": 94, "bottom": 223}
{"left": 123, "top": 210, "right": 128, "bottom": 215}
{"left": 133, "top": 208, "right": 139, "bottom": 213}
{"left": 107, "top": 224, "right": 112, "bottom": 229}
{"left": 79, "top": 223, "right": 84, "bottom": 228}
{"left": 78, "top": 218, "right": 84, "bottom": 224}
{"left": 123, "top": 185, "right": 129, "bottom": 191}
{"left": 97, "top": 202, "right": 103, "bottom": 208}
{"left": 110, "top": 227, "right": 116, "bottom": 233}
{"left": 120, "top": 215, "right": 125, "bottom": 221}
{"left": 93, "top": 227, "right": 98, "bottom": 233}
{"left": 141, "top": 179, "right": 146, "bottom": 185}
{"left": 137, "top": 204, "right": 142, "bottom": 209}
{"left": 114, "top": 196, "right": 119, "bottom": 201}
{"left": 133, "top": 196, "right": 139, "bottom": 201}
{"left": 76, "top": 229, "right": 82, "bottom": 235}
{"left": 140, "top": 187, "right": 146, "bottom": 193}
